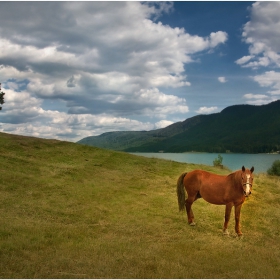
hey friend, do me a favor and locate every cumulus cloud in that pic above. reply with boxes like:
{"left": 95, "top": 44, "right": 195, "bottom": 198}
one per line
{"left": 252, "top": 71, "right": 280, "bottom": 95}
{"left": 236, "top": 2, "right": 280, "bottom": 68}
{"left": 0, "top": 87, "right": 156, "bottom": 141}
{"left": 131, "top": 88, "right": 189, "bottom": 117}
{"left": 0, "top": 2, "right": 228, "bottom": 141}
{"left": 243, "top": 71, "right": 280, "bottom": 105}
{"left": 234, "top": 2, "right": 280, "bottom": 107}
{"left": 195, "top": 106, "right": 219, "bottom": 114}
{"left": 209, "top": 31, "right": 228, "bottom": 48}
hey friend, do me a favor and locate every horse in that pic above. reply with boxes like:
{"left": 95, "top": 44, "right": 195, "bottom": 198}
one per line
{"left": 177, "top": 166, "right": 254, "bottom": 236}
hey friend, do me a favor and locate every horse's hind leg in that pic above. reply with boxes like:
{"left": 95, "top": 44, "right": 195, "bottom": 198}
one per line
{"left": 185, "top": 195, "right": 196, "bottom": 226}
{"left": 223, "top": 202, "right": 233, "bottom": 235}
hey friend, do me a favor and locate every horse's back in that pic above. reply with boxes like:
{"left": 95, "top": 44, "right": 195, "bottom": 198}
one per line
{"left": 184, "top": 169, "right": 224, "bottom": 185}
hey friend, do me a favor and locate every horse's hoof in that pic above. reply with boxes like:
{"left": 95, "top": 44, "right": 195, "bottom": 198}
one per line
{"left": 235, "top": 232, "right": 243, "bottom": 238}
{"left": 223, "top": 229, "right": 229, "bottom": 235}
{"left": 189, "top": 222, "right": 196, "bottom": 226}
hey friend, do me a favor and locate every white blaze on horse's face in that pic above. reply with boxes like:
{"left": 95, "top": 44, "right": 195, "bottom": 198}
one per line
{"left": 241, "top": 166, "right": 254, "bottom": 197}
{"left": 245, "top": 174, "right": 251, "bottom": 196}
{"left": 242, "top": 170, "right": 253, "bottom": 197}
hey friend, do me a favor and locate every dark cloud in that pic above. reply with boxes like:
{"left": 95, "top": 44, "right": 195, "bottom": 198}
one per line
{"left": 67, "top": 76, "right": 76, "bottom": 88}
{"left": 0, "top": 2, "right": 76, "bottom": 47}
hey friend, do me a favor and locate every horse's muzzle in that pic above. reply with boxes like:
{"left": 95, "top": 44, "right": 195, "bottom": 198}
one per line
{"left": 244, "top": 190, "right": 252, "bottom": 197}
{"left": 243, "top": 182, "right": 252, "bottom": 197}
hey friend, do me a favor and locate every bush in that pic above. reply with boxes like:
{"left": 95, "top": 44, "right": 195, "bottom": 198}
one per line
{"left": 213, "top": 154, "right": 223, "bottom": 167}
{"left": 267, "top": 160, "right": 280, "bottom": 176}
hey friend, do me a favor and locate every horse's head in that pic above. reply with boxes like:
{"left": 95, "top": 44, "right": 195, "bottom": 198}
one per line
{"left": 241, "top": 166, "right": 254, "bottom": 197}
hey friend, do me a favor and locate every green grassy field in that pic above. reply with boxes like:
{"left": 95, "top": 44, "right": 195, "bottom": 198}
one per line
{"left": 1, "top": 132, "right": 280, "bottom": 278}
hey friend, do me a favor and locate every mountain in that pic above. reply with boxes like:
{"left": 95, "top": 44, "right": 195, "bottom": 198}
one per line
{"left": 77, "top": 100, "right": 280, "bottom": 153}
{"left": 77, "top": 114, "right": 203, "bottom": 151}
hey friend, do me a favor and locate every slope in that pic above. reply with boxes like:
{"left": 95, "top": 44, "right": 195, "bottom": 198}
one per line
{"left": 1, "top": 132, "right": 280, "bottom": 278}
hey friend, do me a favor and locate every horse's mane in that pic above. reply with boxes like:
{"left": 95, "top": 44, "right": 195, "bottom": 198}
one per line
{"left": 226, "top": 169, "right": 241, "bottom": 180}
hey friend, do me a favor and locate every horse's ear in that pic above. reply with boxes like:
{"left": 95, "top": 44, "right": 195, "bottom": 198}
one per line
{"left": 250, "top": 167, "right": 254, "bottom": 173}
{"left": 242, "top": 166, "right": 245, "bottom": 172}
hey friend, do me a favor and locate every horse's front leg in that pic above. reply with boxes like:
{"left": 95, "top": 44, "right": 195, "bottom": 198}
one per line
{"left": 234, "top": 203, "right": 243, "bottom": 236}
{"left": 223, "top": 202, "right": 233, "bottom": 235}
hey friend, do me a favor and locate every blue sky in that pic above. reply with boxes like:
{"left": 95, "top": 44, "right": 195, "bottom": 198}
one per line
{"left": 0, "top": 1, "right": 280, "bottom": 141}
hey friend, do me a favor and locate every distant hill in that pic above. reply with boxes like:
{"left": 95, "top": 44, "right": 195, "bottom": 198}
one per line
{"left": 77, "top": 100, "right": 280, "bottom": 153}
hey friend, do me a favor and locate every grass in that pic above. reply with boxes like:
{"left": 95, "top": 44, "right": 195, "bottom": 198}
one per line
{"left": 1, "top": 131, "right": 280, "bottom": 278}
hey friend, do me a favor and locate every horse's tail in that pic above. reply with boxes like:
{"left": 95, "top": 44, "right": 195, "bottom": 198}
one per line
{"left": 177, "top": 172, "right": 187, "bottom": 211}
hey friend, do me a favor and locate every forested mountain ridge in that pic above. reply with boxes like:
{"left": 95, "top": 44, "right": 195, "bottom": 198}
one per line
{"left": 77, "top": 100, "right": 280, "bottom": 153}
{"left": 77, "top": 114, "right": 204, "bottom": 151}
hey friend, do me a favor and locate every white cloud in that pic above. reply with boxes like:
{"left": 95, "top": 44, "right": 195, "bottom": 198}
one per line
{"left": 155, "top": 120, "right": 174, "bottom": 129}
{"left": 252, "top": 71, "right": 280, "bottom": 95}
{"left": 106, "top": 88, "right": 189, "bottom": 118}
{"left": 209, "top": 31, "right": 228, "bottom": 48}
{"left": 237, "top": 2, "right": 280, "bottom": 68}
{"left": 218, "top": 77, "right": 227, "bottom": 83}
{"left": 235, "top": 55, "right": 253, "bottom": 65}
{"left": 195, "top": 106, "right": 218, "bottom": 114}
{"left": 236, "top": 2, "right": 280, "bottom": 107}
{"left": 135, "top": 88, "right": 188, "bottom": 109}
{"left": 242, "top": 93, "right": 277, "bottom": 105}
{"left": 1, "top": 88, "right": 43, "bottom": 123}
{"left": 0, "top": 87, "right": 157, "bottom": 141}
{"left": 243, "top": 94, "right": 268, "bottom": 100}
{"left": 0, "top": 2, "right": 228, "bottom": 141}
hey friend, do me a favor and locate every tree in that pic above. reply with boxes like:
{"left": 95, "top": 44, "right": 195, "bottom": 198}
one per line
{"left": 213, "top": 154, "right": 223, "bottom": 167}
{"left": 267, "top": 160, "right": 280, "bottom": 176}
{"left": 0, "top": 83, "right": 5, "bottom": 110}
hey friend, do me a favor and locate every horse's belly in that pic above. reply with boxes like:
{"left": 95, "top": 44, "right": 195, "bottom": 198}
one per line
{"left": 200, "top": 188, "right": 228, "bottom": 205}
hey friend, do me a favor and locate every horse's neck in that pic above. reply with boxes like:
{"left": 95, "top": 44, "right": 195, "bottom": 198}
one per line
{"left": 230, "top": 170, "right": 242, "bottom": 186}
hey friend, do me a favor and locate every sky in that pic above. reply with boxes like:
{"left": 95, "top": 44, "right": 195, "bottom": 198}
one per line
{"left": 1, "top": 1, "right": 280, "bottom": 142}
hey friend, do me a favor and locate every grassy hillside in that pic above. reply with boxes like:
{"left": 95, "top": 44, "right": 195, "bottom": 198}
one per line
{"left": 1, "top": 132, "right": 280, "bottom": 278}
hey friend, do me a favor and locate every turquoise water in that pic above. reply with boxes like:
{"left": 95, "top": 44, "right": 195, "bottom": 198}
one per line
{"left": 130, "top": 152, "right": 280, "bottom": 173}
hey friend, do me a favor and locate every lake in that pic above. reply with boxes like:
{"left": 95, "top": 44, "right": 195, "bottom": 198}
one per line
{"left": 130, "top": 152, "right": 280, "bottom": 174}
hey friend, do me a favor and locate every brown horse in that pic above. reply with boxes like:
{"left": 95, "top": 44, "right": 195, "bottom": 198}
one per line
{"left": 177, "top": 166, "right": 254, "bottom": 236}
